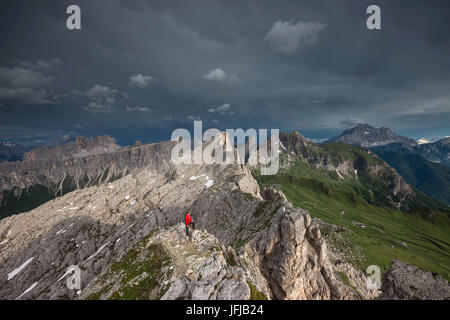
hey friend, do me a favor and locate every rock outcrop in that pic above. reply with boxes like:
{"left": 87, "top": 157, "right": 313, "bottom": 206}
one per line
{"left": 240, "top": 206, "right": 379, "bottom": 300}
{"left": 379, "top": 260, "right": 450, "bottom": 300}
{"left": 80, "top": 224, "right": 252, "bottom": 300}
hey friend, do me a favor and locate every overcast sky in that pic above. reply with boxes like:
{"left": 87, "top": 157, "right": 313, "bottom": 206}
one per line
{"left": 0, "top": 0, "right": 449, "bottom": 146}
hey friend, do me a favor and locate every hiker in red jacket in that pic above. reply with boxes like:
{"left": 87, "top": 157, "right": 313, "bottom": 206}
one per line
{"left": 185, "top": 211, "right": 195, "bottom": 235}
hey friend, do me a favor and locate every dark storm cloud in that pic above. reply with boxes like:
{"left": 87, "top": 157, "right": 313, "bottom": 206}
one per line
{"left": 0, "top": 0, "right": 449, "bottom": 145}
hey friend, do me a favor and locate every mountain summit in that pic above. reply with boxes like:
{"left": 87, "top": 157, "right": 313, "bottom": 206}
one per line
{"left": 326, "top": 124, "right": 418, "bottom": 148}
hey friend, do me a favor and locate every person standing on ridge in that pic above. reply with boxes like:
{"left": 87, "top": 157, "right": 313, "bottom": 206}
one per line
{"left": 185, "top": 211, "right": 195, "bottom": 235}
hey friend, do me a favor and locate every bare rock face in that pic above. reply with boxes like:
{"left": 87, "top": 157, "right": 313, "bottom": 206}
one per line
{"left": 380, "top": 260, "right": 450, "bottom": 300}
{"left": 313, "top": 218, "right": 380, "bottom": 300}
{"left": 159, "top": 225, "right": 250, "bottom": 300}
{"left": 279, "top": 131, "right": 311, "bottom": 158}
{"left": 241, "top": 206, "right": 377, "bottom": 300}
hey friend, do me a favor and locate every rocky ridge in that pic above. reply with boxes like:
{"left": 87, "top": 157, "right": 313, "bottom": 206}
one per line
{"left": 81, "top": 223, "right": 252, "bottom": 300}
{"left": 0, "top": 133, "right": 379, "bottom": 300}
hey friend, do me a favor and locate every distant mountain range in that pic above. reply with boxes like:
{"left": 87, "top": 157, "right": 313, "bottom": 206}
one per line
{"left": 0, "top": 142, "right": 26, "bottom": 162}
{"left": 0, "top": 135, "right": 123, "bottom": 219}
{"left": 0, "top": 134, "right": 101, "bottom": 163}
{"left": 325, "top": 123, "right": 449, "bottom": 165}
{"left": 22, "top": 135, "right": 120, "bottom": 162}
{"left": 325, "top": 124, "right": 450, "bottom": 204}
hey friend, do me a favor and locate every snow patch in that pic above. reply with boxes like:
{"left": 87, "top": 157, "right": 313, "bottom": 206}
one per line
{"left": 0, "top": 239, "right": 8, "bottom": 245}
{"left": 57, "top": 265, "right": 79, "bottom": 281}
{"left": 121, "top": 224, "right": 135, "bottom": 234}
{"left": 130, "top": 200, "right": 136, "bottom": 206}
{"left": 417, "top": 137, "right": 431, "bottom": 145}
{"left": 56, "top": 206, "right": 78, "bottom": 212}
{"left": 15, "top": 282, "right": 38, "bottom": 300}
{"left": 56, "top": 229, "right": 66, "bottom": 235}
{"left": 85, "top": 242, "right": 110, "bottom": 262}
{"left": 205, "top": 179, "right": 214, "bottom": 188}
{"left": 8, "top": 257, "right": 34, "bottom": 280}
{"left": 125, "top": 195, "right": 130, "bottom": 200}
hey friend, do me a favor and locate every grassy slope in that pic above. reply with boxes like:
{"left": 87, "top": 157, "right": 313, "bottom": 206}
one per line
{"left": 257, "top": 157, "right": 450, "bottom": 280}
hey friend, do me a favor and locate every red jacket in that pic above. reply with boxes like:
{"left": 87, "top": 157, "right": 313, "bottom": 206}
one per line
{"left": 185, "top": 214, "right": 192, "bottom": 226}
